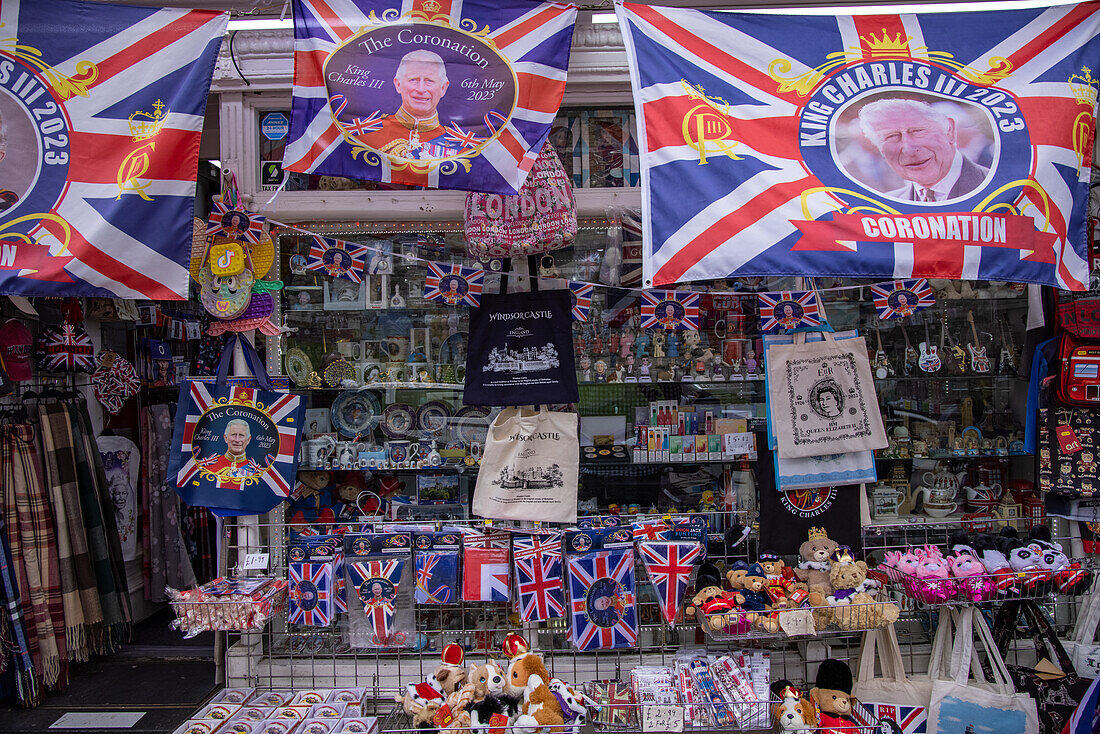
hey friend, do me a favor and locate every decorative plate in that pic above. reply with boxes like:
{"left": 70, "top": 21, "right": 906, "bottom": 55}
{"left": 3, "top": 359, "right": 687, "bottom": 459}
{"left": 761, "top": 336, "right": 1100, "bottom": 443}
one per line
{"left": 416, "top": 400, "right": 452, "bottom": 436}
{"left": 437, "top": 333, "right": 467, "bottom": 365}
{"left": 323, "top": 357, "right": 355, "bottom": 387}
{"left": 331, "top": 391, "right": 381, "bottom": 438}
{"left": 452, "top": 406, "right": 491, "bottom": 446}
{"left": 380, "top": 403, "right": 415, "bottom": 439}
{"left": 285, "top": 348, "right": 314, "bottom": 386}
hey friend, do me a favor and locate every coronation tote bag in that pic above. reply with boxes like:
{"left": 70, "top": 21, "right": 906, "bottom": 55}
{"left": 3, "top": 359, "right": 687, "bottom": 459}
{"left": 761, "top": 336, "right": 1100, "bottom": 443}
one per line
{"left": 853, "top": 624, "right": 931, "bottom": 733}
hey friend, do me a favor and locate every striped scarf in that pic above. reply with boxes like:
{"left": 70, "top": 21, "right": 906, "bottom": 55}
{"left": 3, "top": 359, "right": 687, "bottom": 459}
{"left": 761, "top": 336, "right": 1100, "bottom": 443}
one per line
{"left": 38, "top": 404, "right": 103, "bottom": 662}
{"left": 0, "top": 510, "right": 38, "bottom": 706}
{"left": 1, "top": 423, "right": 67, "bottom": 691}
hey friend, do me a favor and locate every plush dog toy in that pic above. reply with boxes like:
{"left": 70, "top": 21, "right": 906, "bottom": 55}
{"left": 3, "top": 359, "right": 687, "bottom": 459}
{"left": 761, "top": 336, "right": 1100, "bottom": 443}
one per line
{"left": 503, "top": 634, "right": 565, "bottom": 734}
{"left": 770, "top": 681, "right": 816, "bottom": 733}
{"left": 435, "top": 643, "right": 468, "bottom": 695}
{"left": 394, "top": 681, "right": 445, "bottom": 730}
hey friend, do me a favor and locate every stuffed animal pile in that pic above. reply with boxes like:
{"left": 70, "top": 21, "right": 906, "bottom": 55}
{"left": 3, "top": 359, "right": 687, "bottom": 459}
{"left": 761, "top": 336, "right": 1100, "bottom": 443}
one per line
{"left": 395, "top": 636, "right": 585, "bottom": 734}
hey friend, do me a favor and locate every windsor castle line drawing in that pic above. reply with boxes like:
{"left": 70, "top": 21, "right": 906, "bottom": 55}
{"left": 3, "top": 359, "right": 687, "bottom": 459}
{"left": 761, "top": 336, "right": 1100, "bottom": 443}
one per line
{"left": 483, "top": 342, "right": 560, "bottom": 373}
{"left": 492, "top": 463, "right": 564, "bottom": 490}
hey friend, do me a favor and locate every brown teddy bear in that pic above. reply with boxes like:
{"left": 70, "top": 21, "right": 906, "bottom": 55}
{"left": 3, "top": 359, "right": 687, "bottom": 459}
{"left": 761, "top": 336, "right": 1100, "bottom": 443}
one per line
{"left": 794, "top": 528, "right": 839, "bottom": 597}
{"left": 810, "top": 659, "right": 856, "bottom": 732}
{"left": 687, "top": 563, "right": 739, "bottom": 630}
{"left": 740, "top": 563, "right": 781, "bottom": 633}
{"left": 809, "top": 552, "right": 899, "bottom": 631}
{"left": 502, "top": 635, "right": 565, "bottom": 734}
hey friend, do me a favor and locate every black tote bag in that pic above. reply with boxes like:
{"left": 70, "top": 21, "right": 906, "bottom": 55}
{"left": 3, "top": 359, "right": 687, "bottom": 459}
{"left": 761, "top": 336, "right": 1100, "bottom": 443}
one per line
{"left": 464, "top": 289, "right": 578, "bottom": 406}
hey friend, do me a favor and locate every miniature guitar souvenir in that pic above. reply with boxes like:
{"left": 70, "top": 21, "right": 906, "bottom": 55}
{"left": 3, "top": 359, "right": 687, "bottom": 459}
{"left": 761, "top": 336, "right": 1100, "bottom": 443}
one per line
{"left": 901, "top": 324, "right": 918, "bottom": 376}
{"left": 998, "top": 314, "right": 1017, "bottom": 375}
{"left": 966, "top": 311, "right": 991, "bottom": 373}
{"left": 873, "top": 322, "right": 893, "bottom": 379}
{"left": 918, "top": 320, "right": 941, "bottom": 373}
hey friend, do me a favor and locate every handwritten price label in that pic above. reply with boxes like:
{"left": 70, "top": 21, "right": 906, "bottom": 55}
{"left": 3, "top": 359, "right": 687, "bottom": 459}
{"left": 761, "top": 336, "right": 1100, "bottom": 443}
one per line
{"left": 240, "top": 553, "right": 269, "bottom": 571}
{"left": 642, "top": 705, "right": 684, "bottom": 732}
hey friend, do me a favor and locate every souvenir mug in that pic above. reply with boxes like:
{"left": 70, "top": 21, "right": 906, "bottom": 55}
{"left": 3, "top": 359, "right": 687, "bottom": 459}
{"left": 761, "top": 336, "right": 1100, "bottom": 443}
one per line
{"left": 386, "top": 440, "right": 419, "bottom": 467}
{"left": 338, "top": 341, "right": 363, "bottom": 361}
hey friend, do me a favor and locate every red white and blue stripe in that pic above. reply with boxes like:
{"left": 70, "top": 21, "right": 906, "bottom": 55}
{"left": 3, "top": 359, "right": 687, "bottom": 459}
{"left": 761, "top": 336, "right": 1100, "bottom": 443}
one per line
{"left": 289, "top": 561, "right": 334, "bottom": 627}
{"left": 639, "top": 540, "right": 702, "bottom": 626}
{"left": 415, "top": 551, "right": 458, "bottom": 605}
{"left": 617, "top": 2, "right": 1100, "bottom": 290}
{"left": 513, "top": 532, "right": 565, "bottom": 622}
{"left": 568, "top": 281, "right": 594, "bottom": 322}
{"left": 871, "top": 279, "right": 936, "bottom": 320}
{"left": 640, "top": 290, "right": 699, "bottom": 330}
{"left": 423, "top": 262, "right": 485, "bottom": 308}
{"left": 305, "top": 235, "right": 368, "bottom": 283}
{"left": 566, "top": 548, "right": 637, "bottom": 651}
{"left": 349, "top": 559, "right": 404, "bottom": 644}
{"left": 758, "top": 291, "right": 822, "bottom": 333}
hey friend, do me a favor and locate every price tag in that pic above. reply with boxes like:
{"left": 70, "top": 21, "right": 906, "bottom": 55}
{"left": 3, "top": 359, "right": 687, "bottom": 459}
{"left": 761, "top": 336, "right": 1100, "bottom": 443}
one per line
{"left": 723, "top": 432, "right": 755, "bottom": 456}
{"left": 240, "top": 552, "right": 269, "bottom": 571}
{"left": 642, "top": 705, "right": 684, "bottom": 732}
{"left": 1057, "top": 424, "right": 1084, "bottom": 454}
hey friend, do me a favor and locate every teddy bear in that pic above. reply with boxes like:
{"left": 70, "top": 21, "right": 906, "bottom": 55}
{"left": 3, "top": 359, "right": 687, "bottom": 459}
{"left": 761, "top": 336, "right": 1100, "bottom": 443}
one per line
{"left": 394, "top": 680, "right": 444, "bottom": 730}
{"left": 794, "top": 528, "right": 839, "bottom": 597}
{"left": 770, "top": 681, "right": 817, "bottom": 733}
{"left": 810, "top": 659, "right": 857, "bottom": 734}
{"left": 687, "top": 563, "right": 742, "bottom": 631}
{"left": 724, "top": 560, "right": 749, "bottom": 600}
{"left": 740, "top": 563, "right": 782, "bottom": 633}
{"left": 502, "top": 634, "right": 565, "bottom": 734}
{"left": 811, "top": 552, "right": 899, "bottom": 631}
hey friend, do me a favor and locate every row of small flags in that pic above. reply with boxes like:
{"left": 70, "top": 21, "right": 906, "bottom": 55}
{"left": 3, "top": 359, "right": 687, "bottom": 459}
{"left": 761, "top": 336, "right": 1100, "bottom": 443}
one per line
{"left": 757, "top": 279, "right": 934, "bottom": 333}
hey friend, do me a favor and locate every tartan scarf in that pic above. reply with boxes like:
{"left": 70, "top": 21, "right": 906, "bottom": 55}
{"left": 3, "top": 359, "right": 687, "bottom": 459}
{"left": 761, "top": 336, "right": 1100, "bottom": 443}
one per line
{"left": 0, "top": 510, "right": 39, "bottom": 706}
{"left": 1, "top": 423, "right": 67, "bottom": 691}
{"left": 68, "top": 402, "right": 131, "bottom": 649}
{"left": 38, "top": 403, "right": 102, "bottom": 662}
{"left": 140, "top": 405, "right": 195, "bottom": 601}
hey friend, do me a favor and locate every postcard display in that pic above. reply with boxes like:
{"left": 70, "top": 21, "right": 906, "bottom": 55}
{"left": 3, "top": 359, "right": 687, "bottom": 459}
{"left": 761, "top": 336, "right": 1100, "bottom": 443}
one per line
{"left": 185, "top": 203, "right": 1100, "bottom": 734}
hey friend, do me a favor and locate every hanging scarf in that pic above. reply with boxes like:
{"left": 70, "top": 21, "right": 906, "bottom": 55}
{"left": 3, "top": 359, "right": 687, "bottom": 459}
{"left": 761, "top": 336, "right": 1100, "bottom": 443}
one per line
{"left": 38, "top": 403, "right": 102, "bottom": 662}
{"left": 141, "top": 405, "right": 195, "bottom": 601}
{"left": 1, "top": 424, "right": 67, "bottom": 690}
{"left": 68, "top": 402, "right": 132, "bottom": 650}
{"left": 0, "top": 510, "right": 39, "bottom": 706}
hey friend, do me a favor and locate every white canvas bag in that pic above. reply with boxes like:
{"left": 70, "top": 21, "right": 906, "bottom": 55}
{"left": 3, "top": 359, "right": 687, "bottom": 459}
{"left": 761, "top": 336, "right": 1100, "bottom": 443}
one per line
{"left": 474, "top": 407, "right": 578, "bottom": 523}
{"left": 853, "top": 624, "right": 932, "bottom": 733}
{"left": 1066, "top": 575, "right": 1100, "bottom": 679}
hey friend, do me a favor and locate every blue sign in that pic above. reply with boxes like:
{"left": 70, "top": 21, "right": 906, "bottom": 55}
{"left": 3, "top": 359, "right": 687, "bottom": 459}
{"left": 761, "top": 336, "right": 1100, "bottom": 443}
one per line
{"left": 262, "top": 112, "right": 290, "bottom": 141}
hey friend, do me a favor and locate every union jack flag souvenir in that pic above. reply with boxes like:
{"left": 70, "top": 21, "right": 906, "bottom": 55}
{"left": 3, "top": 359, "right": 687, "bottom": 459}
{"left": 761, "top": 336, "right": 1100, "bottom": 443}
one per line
{"left": 306, "top": 236, "right": 368, "bottom": 283}
{"left": 638, "top": 541, "right": 702, "bottom": 625}
{"left": 207, "top": 203, "right": 267, "bottom": 244}
{"left": 348, "top": 559, "right": 404, "bottom": 644}
{"left": 568, "top": 282, "right": 594, "bottom": 322}
{"left": 566, "top": 548, "right": 637, "bottom": 651}
{"left": 640, "top": 290, "right": 699, "bottom": 330}
{"left": 617, "top": 3, "right": 1100, "bottom": 291}
{"left": 37, "top": 323, "right": 95, "bottom": 373}
{"left": 423, "top": 262, "right": 485, "bottom": 308}
{"left": 758, "top": 291, "right": 822, "bottom": 333}
{"left": 513, "top": 532, "right": 565, "bottom": 622}
{"left": 289, "top": 561, "right": 334, "bottom": 627}
{"left": 871, "top": 279, "right": 935, "bottom": 320}
{"left": 860, "top": 703, "right": 927, "bottom": 734}
{"left": 415, "top": 552, "right": 459, "bottom": 605}
{"left": 463, "top": 546, "right": 511, "bottom": 603}
{"left": 287, "top": 0, "right": 577, "bottom": 195}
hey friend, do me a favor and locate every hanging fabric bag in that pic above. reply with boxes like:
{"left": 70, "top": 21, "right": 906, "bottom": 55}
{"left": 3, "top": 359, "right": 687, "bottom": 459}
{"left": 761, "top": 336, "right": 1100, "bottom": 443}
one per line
{"left": 852, "top": 624, "right": 931, "bottom": 733}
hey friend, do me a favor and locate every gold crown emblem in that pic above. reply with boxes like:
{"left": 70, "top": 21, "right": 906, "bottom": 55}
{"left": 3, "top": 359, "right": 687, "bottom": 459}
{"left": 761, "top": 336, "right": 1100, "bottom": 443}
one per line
{"left": 859, "top": 29, "right": 911, "bottom": 58}
{"left": 128, "top": 99, "right": 167, "bottom": 141}
{"left": 422, "top": 0, "right": 442, "bottom": 12}
{"left": 807, "top": 527, "right": 829, "bottom": 541}
{"left": 1070, "top": 66, "right": 1099, "bottom": 107}
{"left": 832, "top": 548, "right": 855, "bottom": 564}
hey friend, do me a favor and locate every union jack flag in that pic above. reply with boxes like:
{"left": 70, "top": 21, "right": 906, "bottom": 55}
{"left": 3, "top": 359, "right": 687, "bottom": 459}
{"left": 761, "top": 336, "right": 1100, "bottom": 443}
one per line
{"left": 568, "top": 282, "right": 594, "bottom": 322}
{"left": 863, "top": 703, "right": 926, "bottom": 733}
{"left": 37, "top": 324, "right": 95, "bottom": 372}
{"left": 306, "top": 235, "right": 368, "bottom": 283}
{"left": 207, "top": 203, "right": 266, "bottom": 244}
{"left": 513, "top": 532, "right": 565, "bottom": 622}
{"left": 566, "top": 548, "right": 637, "bottom": 651}
{"left": 617, "top": 3, "right": 1100, "bottom": 291}
{"left": 871, "top": 279, "right": 935, "bottom": 320}
{"left": 463, "top": 547, "right": 511, "bottom": 603}
{"left": 758, "top": 291, "right": 822, "bottom": 333}
{"left": 348, "top": 559, "right": 404, "bottom": 644}
{"left": 640, "top": 290, "right": 699, "bottom": 330}
{"left": 287, "top": 0, "right": 577, "bottom": 195}
{"left": 173, "top": 384, "right": 302, "bottom": 502}
{"left": 289, "top": 561, "right": 334, "bottom": 627}
{"left": 0, "top": 0, "right": 227, "bottom": 298}
{"left": 415, "top": 551, "right": 458, "bottom": 605}
{"left": 423, "top": 262, "right": 485, "bottom": 308}
{"left": 638, "top": 541, "right": 702, "bottom": 625}
{"left": 619, "top": 207, "right": 644, "bottom": 288}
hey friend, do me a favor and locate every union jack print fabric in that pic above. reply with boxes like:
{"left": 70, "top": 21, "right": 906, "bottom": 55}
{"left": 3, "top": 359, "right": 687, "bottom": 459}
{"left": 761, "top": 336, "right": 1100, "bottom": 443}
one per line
{"left": 289, "top": 561, "right": 334, "bottom": 627}
{"left": 348, "top": 558, "right": 404, "bottom": 644}
{"left": 415, "top": 551, "right": 459, "bottom": 605}
{"left": 861, "top": 703, "right": 927, "bottom": 734}
{"left": 287, "top": 0, "right": 577, "bottom": 195}
{"left": 36, "top": 324, "right": 95, "bottom": 372}
{"left": 871, "top": 279, "right": 935, "bottom": 319}
{"left": 638, "top": 540, "right": 702, "bottom": 625}
{"left": 463, "top": 546, "right": 511, "bottom": 603}
{"left": 206, "top": 203, "right": 267, "bottom": 244}
{"left": 617, "top": 3, "right": 1100, "bottom": 290}
{"left": 757, "top": 291, "right": 822, "bottom": 333}
{"left": 566, "top": 547, "right": 637, "bottom": 651}
{"left": 423, "top": 262, "right": 485, "bottom": 307}
{"left": 568, "top": 282, "right": 593, "bottom": 322}
{"left": 640, "top": 290, "right": 699, "bottom": 330}
{"left": 305, "top": 235, "right": 368, "bottom": 283}
{"left": 0, "top": 0, "right": 226, "bottom": 298}
{"left": 513, "top": 532, "right": 565, "bottom": 621}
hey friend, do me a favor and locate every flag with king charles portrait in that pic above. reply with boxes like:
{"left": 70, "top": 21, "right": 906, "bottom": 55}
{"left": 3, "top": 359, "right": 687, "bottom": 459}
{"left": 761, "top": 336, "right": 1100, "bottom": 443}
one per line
{"left": 617, "top": 2, "right": 1100, "bottom": 290}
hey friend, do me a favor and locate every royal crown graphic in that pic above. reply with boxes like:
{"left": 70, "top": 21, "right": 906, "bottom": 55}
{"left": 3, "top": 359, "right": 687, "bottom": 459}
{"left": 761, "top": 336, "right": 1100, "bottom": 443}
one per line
{"left": 1071, "top": 66, "right": 1099, "bottom": 107}
{"left": 858, "top": 30, "right": 912, "bottom": 58}
{"left": 128, "top": 99, "right": 168, "bottom": 141}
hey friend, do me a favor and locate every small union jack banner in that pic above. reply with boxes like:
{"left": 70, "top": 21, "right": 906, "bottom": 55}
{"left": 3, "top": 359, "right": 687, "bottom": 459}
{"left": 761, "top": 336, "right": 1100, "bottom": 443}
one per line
{"left": 639, "top": 541, "right": 702, "bottom": 625}
{"left": 207, "top": 202, "right": 267, "bottom": 244}
{"left": 415, "top": 551, "right": 459, "bottom": 605}
{"left": 871, "top": 279, "right": 935, "bottom": 320}
{"left": 566, "top": 547, "right": 637, "bottom": 651}
{"left": 568, "top": 282, "right": 594, "bottom": 322}
{"left": 640, "top": 290, "right": 699, "bottom": 330}
{"left": 348, "top": 559, "right": 404, "bottom": 645}
{"left": 289, "top": 561, "right": 334, "bottom": 627}
{"left": 463, "top": 546, "right": 510, "bottom": 603}
{"left": 513, "top": 532, "right": 565, "bottom": 622}
{"left": 306, "top": 235, "right": 369, "bottom": 283}
{"left": 758, "top": 291, "right": 822, "bottom": 333}
{"left": 423, "top": 262, "right": 485, "bottom": 308}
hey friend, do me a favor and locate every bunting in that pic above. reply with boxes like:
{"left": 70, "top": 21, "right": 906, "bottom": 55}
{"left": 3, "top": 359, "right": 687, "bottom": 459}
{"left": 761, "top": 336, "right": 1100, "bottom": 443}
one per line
{"left": 423, "top": 262, "right": 485, "bottom": 307}
{"left": 640, "top": 290, "right": 699, "bottom": 330}
{"left": 758, "top": 291, "right": 822, "bottom": 333}
{"left": 349, "top": 559, "right": 404, "bottom": 644}
{"left": 306, "top": 235, "right": 369, "bottom": 283}
{"left": 871, "top": 279, "right": 935, "bottom": 319}
{"left": 568, "top": 281, "right": 594, "bottom": 322}
{"left": 566, "top": 548, "right": 637, "bottom": 651}
{"left": 638, "top": 541, "right": 702, "bottom": 625}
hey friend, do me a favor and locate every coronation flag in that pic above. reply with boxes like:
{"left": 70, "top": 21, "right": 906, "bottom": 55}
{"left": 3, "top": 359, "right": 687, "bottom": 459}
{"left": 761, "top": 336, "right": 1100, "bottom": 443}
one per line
{"left": 640, "top": 290, "right": 699, "bottom": 330}
{"left": 289, "top": 561, "right": 334, "bottom": 627}
{"left": 638, "top": 540, "right": 702, "bottom": 625}
{"left": 287, "top": 0, "right": 577, "bottom": 195}
{"left": 513, "top": 532, "right": 565, "bottom": 621}
{"left": 617, "top": 2, "right": 1100, "bottom": 290}
{"left": 423, "top": 262, "right": 485, "bottom": 307}
{"left": 0, "top": 0, "right": 226, "bottom": 298}
{"left": 566, "top": 547, "right": 637, "bottom": 651}
{"left": 871, "top": 278, "right": 935, "bottom": 319}
{"left": 758, "top": 291, "right": 822, "bottom": 333}
{"left": 568, "top": 281, "right": 594, "bottom": 322}
{"left": 306, "top": 235, "right": 368, "bottom": 283}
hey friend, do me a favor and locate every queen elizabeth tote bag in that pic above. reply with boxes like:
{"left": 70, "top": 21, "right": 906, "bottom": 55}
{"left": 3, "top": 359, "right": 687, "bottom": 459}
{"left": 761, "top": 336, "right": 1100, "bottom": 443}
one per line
{"left": 853, "top": 624, "right": 931, "bottom": 733}
{"left": 927, "top": 607, "right": 1039, "bottom": 734}
{"left": 766, "top": 330, "right": 887, "bottom": 459}
{"left": 474, "top": 406, "right": 578, "bottom": 524}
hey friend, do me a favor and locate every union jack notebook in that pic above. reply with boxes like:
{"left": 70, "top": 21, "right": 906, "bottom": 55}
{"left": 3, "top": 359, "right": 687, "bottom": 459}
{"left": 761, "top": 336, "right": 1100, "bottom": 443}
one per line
{"left": 513, "top": 532, "right": 565, "bottom": 622}
{"left": 289, "top": 561, "right": 334, "bottom": 627}
{"left": 566, "top": 547, "right": 638, "bottom": 651}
